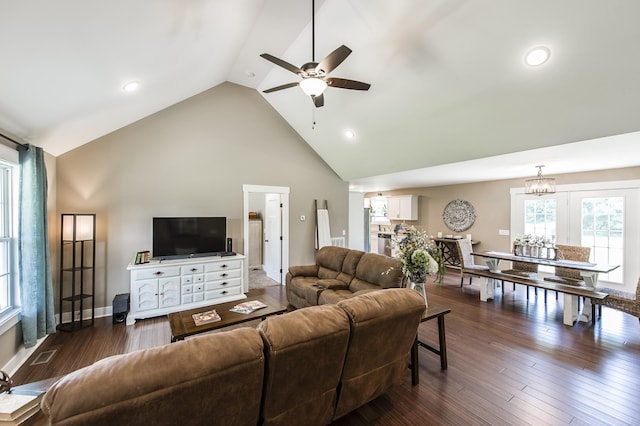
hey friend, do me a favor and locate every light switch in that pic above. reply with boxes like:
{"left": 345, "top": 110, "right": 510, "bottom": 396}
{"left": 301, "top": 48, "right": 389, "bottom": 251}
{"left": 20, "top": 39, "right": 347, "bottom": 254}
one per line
{"left": 498, "top": 229, "right": 510, "bottom": 236}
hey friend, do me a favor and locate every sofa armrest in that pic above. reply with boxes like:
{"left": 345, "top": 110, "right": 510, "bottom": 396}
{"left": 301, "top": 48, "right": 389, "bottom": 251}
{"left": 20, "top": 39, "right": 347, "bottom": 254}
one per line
{"left": 315, "top": 279, "right": 349, "bottom": 291}
{"left": 288, "top": 264, "right": 319, "bottom": 277}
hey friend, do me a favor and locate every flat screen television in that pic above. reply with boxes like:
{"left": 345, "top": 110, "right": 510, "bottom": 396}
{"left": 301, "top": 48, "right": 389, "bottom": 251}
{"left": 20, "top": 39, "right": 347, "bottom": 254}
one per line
{"left": 153, "top": 217, "right": 226, "bottom": 259}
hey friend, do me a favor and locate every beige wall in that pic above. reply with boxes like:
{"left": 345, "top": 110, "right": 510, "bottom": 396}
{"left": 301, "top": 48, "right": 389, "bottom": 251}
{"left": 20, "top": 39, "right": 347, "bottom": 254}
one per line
{"left": 369, "top": 166, "right": 640, "bottom": 253}
{"left": 55, "top": 82, "right": 348, "bottom": 312}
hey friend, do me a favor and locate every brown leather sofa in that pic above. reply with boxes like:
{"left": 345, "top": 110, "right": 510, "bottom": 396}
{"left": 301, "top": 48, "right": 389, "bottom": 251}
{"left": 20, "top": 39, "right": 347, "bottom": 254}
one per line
{"left": 286, "top": 246, "right": 405, "bottom": 308}
{"left": 41, "top": 288, "right": 425, "bottom": 426}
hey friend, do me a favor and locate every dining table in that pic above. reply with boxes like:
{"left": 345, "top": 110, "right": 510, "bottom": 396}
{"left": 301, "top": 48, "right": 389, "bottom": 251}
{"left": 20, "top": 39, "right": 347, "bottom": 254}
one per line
{"left": 471, "top": 251, "right": 619, "bottom": 325}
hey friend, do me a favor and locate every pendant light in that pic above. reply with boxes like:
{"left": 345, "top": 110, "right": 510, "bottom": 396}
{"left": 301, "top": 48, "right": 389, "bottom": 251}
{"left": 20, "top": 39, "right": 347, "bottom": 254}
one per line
{"left": 525, "top": 165, "right": 556, "bottom": 196}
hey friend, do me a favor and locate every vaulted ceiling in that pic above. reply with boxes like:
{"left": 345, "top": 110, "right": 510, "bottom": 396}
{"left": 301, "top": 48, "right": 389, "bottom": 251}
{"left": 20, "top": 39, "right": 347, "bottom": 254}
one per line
{"left": 1, "top": 0, "right": 639, "bottom": 192}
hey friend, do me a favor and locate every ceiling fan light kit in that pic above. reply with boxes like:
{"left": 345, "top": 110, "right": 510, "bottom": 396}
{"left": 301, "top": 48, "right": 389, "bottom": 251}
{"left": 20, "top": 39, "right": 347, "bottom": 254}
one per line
{"left": 299, "top": 77, "right": 327, "bottom": 97}
{"left": 260, "top": 0, "right": 370, "bottom": 107}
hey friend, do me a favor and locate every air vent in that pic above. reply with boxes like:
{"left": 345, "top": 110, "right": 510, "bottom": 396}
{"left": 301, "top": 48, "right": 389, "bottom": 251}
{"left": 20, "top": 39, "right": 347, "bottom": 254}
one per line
{"left": 31, "top": 349, "right": 57, "bottom": 366}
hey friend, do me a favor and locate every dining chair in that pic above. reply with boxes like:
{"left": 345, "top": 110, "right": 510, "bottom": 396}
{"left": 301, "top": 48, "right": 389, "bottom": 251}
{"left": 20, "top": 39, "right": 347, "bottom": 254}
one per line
{"left": 592, "top": 277, "right": 640, "bottom": 323}
{"left": 456, "top": 238, "right": 489, "bottom": 287}
{"left": 500, "top": 243, "right": 539, "bottom": 298}
{"left": 544, "top": 245, "right": 591, "bottom": 285}
{"left": 544, "top": 244, "right": 591, "bottom": 307}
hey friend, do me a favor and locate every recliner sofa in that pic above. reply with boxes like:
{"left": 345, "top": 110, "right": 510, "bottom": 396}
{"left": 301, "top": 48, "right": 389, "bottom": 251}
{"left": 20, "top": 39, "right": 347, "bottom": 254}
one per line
{"left": 286, "top": 246, "right": 405, "bottom": 308}
{"left": 41, "top": 288, "right": 426, "bottom": 426}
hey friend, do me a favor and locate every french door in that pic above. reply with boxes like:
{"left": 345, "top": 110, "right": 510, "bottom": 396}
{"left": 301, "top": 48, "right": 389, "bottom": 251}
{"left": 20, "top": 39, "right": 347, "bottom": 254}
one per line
{"left": 511, "top": 182, "right": 639, "bottom": 292}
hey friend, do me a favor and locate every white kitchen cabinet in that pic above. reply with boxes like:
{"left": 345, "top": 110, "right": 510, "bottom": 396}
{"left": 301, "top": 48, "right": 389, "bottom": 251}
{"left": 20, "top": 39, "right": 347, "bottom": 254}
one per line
{"left": 127, "top": 255, "right": 246, "bottom": 325}
{"left": 387, "top": 195, "right": 418, "bottom": 221}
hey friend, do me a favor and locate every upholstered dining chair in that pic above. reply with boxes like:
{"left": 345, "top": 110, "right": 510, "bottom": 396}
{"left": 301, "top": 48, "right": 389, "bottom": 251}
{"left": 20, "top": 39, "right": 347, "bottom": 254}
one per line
{"left": 456, "top": 238, "right": 489, "bottom": 287}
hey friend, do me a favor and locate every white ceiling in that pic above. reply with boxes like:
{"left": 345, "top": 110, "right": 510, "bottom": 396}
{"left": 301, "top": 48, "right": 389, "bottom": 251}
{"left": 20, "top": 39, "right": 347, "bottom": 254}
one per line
{"left": 1, "top": 0, "right": 639, "bottom": 192}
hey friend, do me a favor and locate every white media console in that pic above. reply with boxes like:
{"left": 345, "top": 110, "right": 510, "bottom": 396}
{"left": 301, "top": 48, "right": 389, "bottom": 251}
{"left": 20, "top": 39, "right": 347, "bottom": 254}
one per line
{"left": 126, "top": 254, "right": 247, "bottom": 326}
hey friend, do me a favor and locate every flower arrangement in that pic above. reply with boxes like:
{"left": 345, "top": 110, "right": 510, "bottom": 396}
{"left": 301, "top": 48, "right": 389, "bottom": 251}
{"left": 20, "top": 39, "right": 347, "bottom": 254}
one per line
{"left": 395, "top": 226, "right": 445, "bottom": 284}
{"left": 514, "top": 234, "right": 553, "bottom": 247}
{"left": 513, "top": 234, "right": 556, "bottom": 259}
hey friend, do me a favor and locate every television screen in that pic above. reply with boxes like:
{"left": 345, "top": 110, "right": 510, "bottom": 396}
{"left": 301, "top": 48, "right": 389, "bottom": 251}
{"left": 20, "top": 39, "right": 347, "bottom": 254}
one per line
{"left": 153, "top": 217, "right": 226, "bottom": 259}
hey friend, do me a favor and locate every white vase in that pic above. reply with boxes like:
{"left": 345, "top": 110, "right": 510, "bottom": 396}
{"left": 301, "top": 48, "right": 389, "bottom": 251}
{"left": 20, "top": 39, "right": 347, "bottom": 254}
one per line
{"left": 409, "top": 281, "right": 428, "bottom": 307}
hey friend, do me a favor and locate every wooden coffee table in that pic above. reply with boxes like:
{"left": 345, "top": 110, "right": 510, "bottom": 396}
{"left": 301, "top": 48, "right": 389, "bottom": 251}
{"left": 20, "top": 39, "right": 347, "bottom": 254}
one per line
{"left": 168, "top": 294, "right": 288, "bottom": 342}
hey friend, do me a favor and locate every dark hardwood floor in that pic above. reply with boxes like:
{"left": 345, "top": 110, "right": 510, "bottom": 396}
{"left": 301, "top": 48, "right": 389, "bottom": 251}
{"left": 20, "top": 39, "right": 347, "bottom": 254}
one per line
{"left": 13, "top": 271, "right": 640, "bottom": 425}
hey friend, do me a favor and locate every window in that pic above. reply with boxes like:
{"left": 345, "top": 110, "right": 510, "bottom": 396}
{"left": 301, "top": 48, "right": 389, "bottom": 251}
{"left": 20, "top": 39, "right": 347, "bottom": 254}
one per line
{"left": 524, "top": 198, "right": 557, "bottom": 242}
{"left": 580, "top": 197, "right": 625, "bottom": 283}
{"left": 0, "top": 162, "right": 15, "bottom": 317}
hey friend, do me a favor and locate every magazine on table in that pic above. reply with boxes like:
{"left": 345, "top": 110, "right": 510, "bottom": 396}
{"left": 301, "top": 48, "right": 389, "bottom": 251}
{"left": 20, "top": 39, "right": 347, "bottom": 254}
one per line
{"left": 192, "top": 309, "right": 221, "bottom": 326}
{"left": 0, "top": 389, "right": 44, "bottom": 422}
{"left": 230, "top": 300, "right": 267, "bottom": 314}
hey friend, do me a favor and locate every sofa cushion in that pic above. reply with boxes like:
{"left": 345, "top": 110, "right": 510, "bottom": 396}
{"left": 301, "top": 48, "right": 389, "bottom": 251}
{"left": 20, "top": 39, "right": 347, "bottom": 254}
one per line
{"left": 317, "top": 246, "right": 350, "bottom": 279}
{"left": 349, "top": 253, "right": 404, "bottom": 292}
{"left": 41, "top": 328, "right": 265, "bottom": 426}
{"left": 335, "top": 250, "right": 365, "bottom": 285}
{"left": 286, "top": 275, "right": 326, "bottom": 307}
{"left": 258, "top": 304, "right": 350, "bottom": 426}
{"left": 333, "top": 288, "right": 425, "bottom": 420}
{"left": 316, "top": 278, "right": 349, "bottom": 290}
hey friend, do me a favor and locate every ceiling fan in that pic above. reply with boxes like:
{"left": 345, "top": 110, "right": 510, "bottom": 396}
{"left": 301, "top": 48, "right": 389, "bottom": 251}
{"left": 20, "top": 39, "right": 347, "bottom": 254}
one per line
{"left": 260, "top": 0, "right": 370, "bottom": 107}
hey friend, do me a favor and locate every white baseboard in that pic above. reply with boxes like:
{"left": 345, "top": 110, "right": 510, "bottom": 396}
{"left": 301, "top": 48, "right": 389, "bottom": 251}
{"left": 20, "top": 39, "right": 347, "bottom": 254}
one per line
{"left": 2, "top": 335, "right": 48, "bottom": 377}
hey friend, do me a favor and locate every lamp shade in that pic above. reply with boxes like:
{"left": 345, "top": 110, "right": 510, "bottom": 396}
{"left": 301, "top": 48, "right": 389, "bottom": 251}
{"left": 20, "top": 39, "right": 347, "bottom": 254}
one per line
{"left": 525, "top": 166, "right": 556, "bottom": 196}
{"left": 62, "top": 214, "right": 95, "bottom": 241}
{"left": 299, "top": 77, "right": 327, "bottom": 97}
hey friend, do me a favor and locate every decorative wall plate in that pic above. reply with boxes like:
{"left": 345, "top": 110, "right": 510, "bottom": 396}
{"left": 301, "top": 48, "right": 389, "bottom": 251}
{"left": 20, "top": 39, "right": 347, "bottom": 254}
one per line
{"left": 443, "top": 199, "right": 476, "bottom": 232}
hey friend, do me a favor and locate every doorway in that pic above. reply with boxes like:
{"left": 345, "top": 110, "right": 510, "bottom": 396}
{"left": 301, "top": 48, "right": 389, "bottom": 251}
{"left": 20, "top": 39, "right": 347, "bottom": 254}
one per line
{"left": 243, "top": 185, "right": 289, "bottom": 290}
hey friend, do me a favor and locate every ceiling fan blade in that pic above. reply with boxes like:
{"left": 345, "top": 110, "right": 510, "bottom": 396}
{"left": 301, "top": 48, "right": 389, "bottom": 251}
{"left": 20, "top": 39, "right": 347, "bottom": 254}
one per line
{"left": 315, "top": 45, "right": 352, "bottom": 74}
{"left": 263, "top": 82, "right": 300, "bottom": 93}
{"left": 260, "top": 53, "right": 304, "bottom": 75}
{"left": 313, "top": 93, "right": 324, "bottom": 107}
{"left": 326, "top": 77, "right": 371, "bottom": 91}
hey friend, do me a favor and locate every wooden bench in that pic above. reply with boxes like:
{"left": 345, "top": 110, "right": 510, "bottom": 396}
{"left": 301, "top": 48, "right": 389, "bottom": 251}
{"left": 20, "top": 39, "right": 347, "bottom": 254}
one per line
{"left": 461, "top": 268, "right": 608, "bottom": 325}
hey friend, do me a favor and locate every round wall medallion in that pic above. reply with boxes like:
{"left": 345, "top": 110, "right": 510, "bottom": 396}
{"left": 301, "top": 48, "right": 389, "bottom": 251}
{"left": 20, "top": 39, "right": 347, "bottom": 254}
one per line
{"left": 442, "top": 199, "right": 476, "bottom": 232}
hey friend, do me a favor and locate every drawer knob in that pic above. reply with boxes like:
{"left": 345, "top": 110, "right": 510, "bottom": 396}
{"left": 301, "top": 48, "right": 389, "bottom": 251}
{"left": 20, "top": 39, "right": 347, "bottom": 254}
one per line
{"left": 221, "top": 264, "right": 228, "bottom": 268}
{"left": 221, "top": 282, "right": 227, "bottom": 286}
{"left": 190, "top": 268, "right": 197, "bottom": 272}
{"left": 221, "top": 290, "right": 227, "bottom": 295}
{"left": 221, "top": 273, "right": 227, "bottom": 277}
{"left": 154, "top": 271, "right": 164, "bottom": 276}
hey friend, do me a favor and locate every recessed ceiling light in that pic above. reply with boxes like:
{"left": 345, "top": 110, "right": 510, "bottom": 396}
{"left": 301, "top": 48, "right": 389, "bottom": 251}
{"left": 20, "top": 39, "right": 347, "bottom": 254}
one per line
{"left": 525, "top": 46, "right": 550, "bottom": 67}
{"left": 122, "top": 80, "right": 140, "bottom": 92}
{"left": 244, "top": 70, "right": 256, "bottom": 78}
{"left": 344, "top": 129, "right": 356, "bottom": 139}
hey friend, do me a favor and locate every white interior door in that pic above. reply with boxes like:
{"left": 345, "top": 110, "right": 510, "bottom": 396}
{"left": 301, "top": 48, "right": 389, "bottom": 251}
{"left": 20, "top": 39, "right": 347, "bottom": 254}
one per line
{"left": 243, "top": 185, "right": 289, "bottom": 290}
{"left": 264, "top": 193, "right": 282, "bottom": 282}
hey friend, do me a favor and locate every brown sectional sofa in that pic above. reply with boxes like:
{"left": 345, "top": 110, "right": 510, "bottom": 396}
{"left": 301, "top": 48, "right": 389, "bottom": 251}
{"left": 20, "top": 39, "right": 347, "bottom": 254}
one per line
{"left": 41, "top": 288, "right": 425, "bottom": 426}
{"left": 286, "top": 246, "right": 405, "bottom": 308}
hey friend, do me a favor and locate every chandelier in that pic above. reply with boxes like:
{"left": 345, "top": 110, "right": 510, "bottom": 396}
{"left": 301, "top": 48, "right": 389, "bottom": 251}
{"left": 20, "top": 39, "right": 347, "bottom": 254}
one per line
{"left": 525, "top": 165, "right": 556, "bottom": 196}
